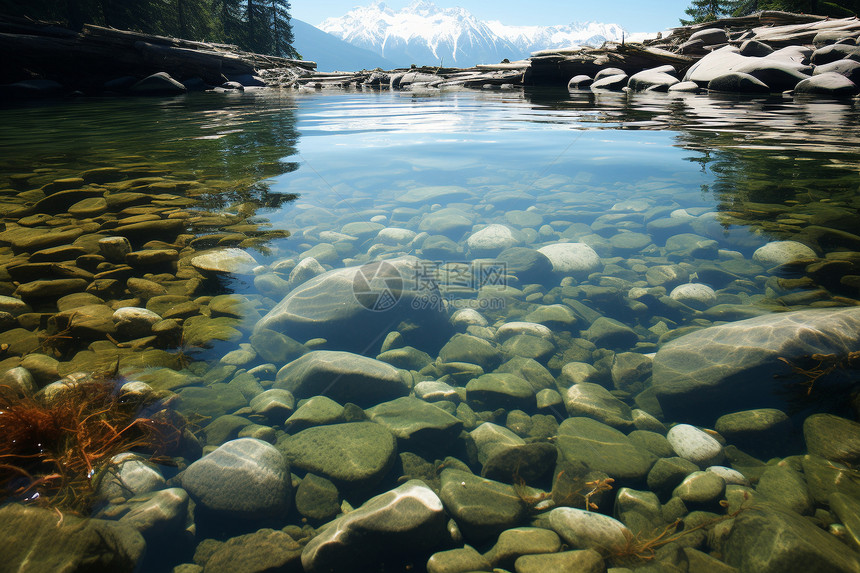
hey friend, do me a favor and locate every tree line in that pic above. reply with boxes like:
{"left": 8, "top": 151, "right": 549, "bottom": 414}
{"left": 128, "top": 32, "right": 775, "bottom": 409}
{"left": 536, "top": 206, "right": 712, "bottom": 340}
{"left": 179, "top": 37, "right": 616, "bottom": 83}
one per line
{"left": 681, "top": 0, "right": 860, "bottom": 24}
{"left": 0, "top": 0, "right": 297, "bottom": 57}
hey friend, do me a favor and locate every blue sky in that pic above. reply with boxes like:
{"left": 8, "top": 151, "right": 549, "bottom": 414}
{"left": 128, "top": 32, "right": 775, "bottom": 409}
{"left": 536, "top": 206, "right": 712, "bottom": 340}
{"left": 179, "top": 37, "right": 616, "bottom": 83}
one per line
{"left": 290, "top": 1, "right": 691, "bottom": 33}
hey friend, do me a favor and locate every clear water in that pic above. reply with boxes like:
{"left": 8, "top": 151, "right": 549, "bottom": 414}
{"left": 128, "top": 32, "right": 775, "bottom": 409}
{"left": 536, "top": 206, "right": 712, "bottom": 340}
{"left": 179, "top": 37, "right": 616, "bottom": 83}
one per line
{"left": 1, "top": 88, "right": 860, "bottom": 570}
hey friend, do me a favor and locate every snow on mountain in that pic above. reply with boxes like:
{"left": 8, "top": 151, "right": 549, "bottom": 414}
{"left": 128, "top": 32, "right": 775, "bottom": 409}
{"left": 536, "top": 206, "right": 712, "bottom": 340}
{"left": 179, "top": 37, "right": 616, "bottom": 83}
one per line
{"left": 319, "top": 1, "right": 630, "bottom": 68}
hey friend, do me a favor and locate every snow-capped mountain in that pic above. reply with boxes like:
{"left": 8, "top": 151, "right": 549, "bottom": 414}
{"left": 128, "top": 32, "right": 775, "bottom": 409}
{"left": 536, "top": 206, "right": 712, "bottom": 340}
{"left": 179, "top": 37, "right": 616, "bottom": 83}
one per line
{"left": 319, "top": 1, "right": 628, "bottom": 68}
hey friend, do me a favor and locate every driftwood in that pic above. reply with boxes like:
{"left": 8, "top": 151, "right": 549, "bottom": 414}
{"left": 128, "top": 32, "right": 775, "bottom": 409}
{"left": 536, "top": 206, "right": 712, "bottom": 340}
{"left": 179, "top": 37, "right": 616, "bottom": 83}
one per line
{"left": 0, "top": 15, "right": 315, "bottom": 91}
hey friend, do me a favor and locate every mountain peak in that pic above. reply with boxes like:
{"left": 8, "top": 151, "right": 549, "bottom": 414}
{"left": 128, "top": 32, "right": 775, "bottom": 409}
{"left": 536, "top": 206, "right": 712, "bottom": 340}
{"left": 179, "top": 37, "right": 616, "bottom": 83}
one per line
{"left": 320, "top": 2, "right": 628, "bottom": 68}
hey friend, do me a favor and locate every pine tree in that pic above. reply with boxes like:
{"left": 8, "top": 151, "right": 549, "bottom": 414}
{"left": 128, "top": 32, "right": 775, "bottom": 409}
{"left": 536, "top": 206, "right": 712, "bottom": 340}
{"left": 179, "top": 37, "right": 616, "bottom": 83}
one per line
{"left": 680, "top": 0, "right": 734, "bottom": 24}
{"left": 729, "top": 0, "right": 760, "bottom": 16}
{"left": 269, "top": 0, "right": 296, "bottom": 58}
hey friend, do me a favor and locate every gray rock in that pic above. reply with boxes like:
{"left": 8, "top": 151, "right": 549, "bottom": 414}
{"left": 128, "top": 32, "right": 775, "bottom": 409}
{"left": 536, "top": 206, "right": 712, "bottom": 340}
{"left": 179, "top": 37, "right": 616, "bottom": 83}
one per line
{"left": 556, "top": 417, "right": 654, "bottom": 482}
{"left": 466, "top": 373, "right": 536, "bottom": 412}
{"left": 118, "top": 487, "right": 189, "bottom": 541}
{"left": 829, "top": 492, "right": 860, "bottom": 553}
{"left": 204, "top": 528, "right": 302, "bottom": 573}
{"left": 537, "top": 243, "right": 600, "bottom": 274}
{"left": 484, "top": 527, "right": 562, "bottom": 569}
{"left": 467, "top": 224, "right": 523, "bottom": 256}
{"left": 275, "top": 351, "right": 407, "bottom": 407}
{"left": 295, "top": 473, "right": 340, "bottom": 522}
{"left": 684, "top": 46, "right": 751, "bottom": 84}
{"left": 673, "top": 471, "right": 726, "bottom": 506}
{"left": 794, "top": 72, "right": 858, "bottom": 95}
{"left": 191, "top": 248, "right": 258, "bottom": 275}
{"left": 753, "top": 240, "right": 816, "bottom": 267}
{"left": 496, "top": 247, "right": 553, "bottom": 283}
{"left": 563, "top": 382, "right": 633, "bottom": 428}
{"left": 98, "top": 452, "right": 166, "bottom": 501}
{"left": 614, "top": 487, "right": 664, "bottom": 537}
{"left": 278, "top": 421, "right": 396, "bottom": 488}
{"left": 647, "top": 457, "right": 699, "bottom": 498}
{"left": 708, "top": 72, "right": 771, "bottom": 93}
{"left": 548, "top": 507, "right": 631, "bottom": 556}
{"left": 670, "top": 283, "right": 717, "bottom": 310}
{"left": 515, "top": 549, "right": 604, "bottom": 573}
{"left": 690, "top": 28, "right": 728, "bottom": 45}
{"left": 714, "top": 409, "right": 791, "bottom": 457}
{"left": 811, "top": 43, "right": 860, "bottom": 65}
{"left": 814, "top": 59, "right": 860, "bottom": 84}
{"left": 366, "top": 397, "right": 463, "bottom": 452}
{"left": 302, "top": 480, "right": 446, "bottom": 573}
{"left": 181, "top": 438, "right": 291, "bottom": 518}
{"left": 756, "top": 465, "right": 813, "bottom": 516}
{"left": 249, "top": 389, "right": 296, "bottom": 423}
{"left": 739, "top": 40, "right": 774, "bottom": 57}
{"left": 583, "top": 317, "right": 638, "bottom": 349}
{"left": 666, "top": 424, "right": 725, "bottom": 468}
{"left": 438, "top": 469, "right": 527, "bottom": 542}
{"left": 628, "top": 69, "right": 679, "bottom": 92}
{"left": 439, "top": 333, "right": 503, "bottom": 370}
{"left": 804, "top": 413, "right": 860, "bottom": 467}
{"left": 130, "top": 72, "right": 186, "bottom": 95}
{"left": 376, "top": 346, "right": 433, "bottom": 370}
{"left": 724, "top": 502, "right": 860, "bottom": 573}
{"left": 734, "top": 59, "right": 811, "bottom": 91}
{"left": 652, "top": 308, "right": 860, "bottom": 424}
{"left": 591, "top": 73, "right": 629, "bottom": 91}
{"left": 628, "top": 430, "right": 676, "bottom": 458}
{"left": 568, "top": 74, "right": 593, "bottom": 89}
{"left": 284, "top": 395, "right": 345, "bottom": 431}
{"left": 426, "top": 546, "right": 491, "bottom": 573}
{"left": 0, "top": 503, "right": 145, "bottom": 573}
{"left": 418, "top": 208, "right": 474, "bottom": 238}
{"left": 256, "top": 257, "right": 449, "bottom": 354}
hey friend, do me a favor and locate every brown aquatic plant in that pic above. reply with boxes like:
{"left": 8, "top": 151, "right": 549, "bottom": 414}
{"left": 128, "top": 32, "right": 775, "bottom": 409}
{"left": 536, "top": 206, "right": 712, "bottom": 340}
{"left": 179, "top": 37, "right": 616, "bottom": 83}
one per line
{"left": 513, "top": 469, "right": 615, "bottom": 512}
{"left": 0, "top": 378, "right": 183, "bottom": 514}
{"left": 777, "top": 351, "right": 860, "bottom": 395}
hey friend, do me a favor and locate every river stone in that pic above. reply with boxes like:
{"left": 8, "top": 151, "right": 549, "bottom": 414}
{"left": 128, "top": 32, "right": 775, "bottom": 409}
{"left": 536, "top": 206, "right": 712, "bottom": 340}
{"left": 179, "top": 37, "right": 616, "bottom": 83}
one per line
{"left": 548, "top": 507, "right": 630, "bottom": 556}
{"left": 414, "top": 380, "right": 460, "bottom": 402}
{"left": 130, "top": 72, "right": 186, "bottom": 95}
{"left": 496, "top": 356, "right": 555, "bottom": 392}
{"left": 112, "top": 306, "right": 161, "bottom": 339}
{"left": 708, "top": 71, "right": 771, "bottom": 93}
{"left": 795, "top": 71, "right": 858, "bottom": 95}
{"left": 398, "top": 185, "right": 471, "bottom": 205}
{"left": 563, "top": 382, "right": 633, "bottom": 428}
{"left": 684, "top": 46, "right": 752, "bottom": 83}
{"left": 418, "top": 207, "right": 474, "bottom": 238}
{"left": 302, "top": 480, "right": 446, "bottom": 573}
{"left": 666, "top": 424, "right": 725, "bottom": 468}
{"left": 829, "top": 492, "right": 860, "bottom": 553}
{"left": 471, "top": 422, "right": 525, "bottom": 465}
{"left": 287, "top": 257, "right": 326, "bottom": 290}
{"left": 366, "top": 397, "right": 463, "bottom": 452}
{"left": 556, "top": 417, "right": 654, "bottom": 482}
{"left": 278, "top": 421, "right": 396, "bottom": 488}
{"left": 284, "top": 395, "right": 345, "bottom": 430}
{"left": 191, "top": 248, "right": 258, "bottom": 275}
{"left": 97, "top": 452, "right": 166, "bottom": 501}
{"left": 340, "top": 221, "right": 384, "bottom": 240}
{"left": 803, "top": 413, "right": 860, "bottom": 466}
{"left": 501, "top": 334, "right": 555, "bottom": 362}
{"left": 670, "top": 283, "right": 717, "bottom": 310}
{"left": 756, "top": 464, "right": 813, "bottom": 515}
{"left": 438, "top": 469, "right": 527, "bottom": 542}
{"left": 451, "top": 308, "right": 488, "bottom": 329}
{"left": 673, "top": 471, "right": 726, "bottom": 506}
{"left": 117, "top": 488, "right": 189, "bottom": 542}
{"left": 16, "top": 278, "right": 88, "bottom": 299}
{"left": 420, "top": 234, "right": 463, "bottom": 258}
{"left": 724, "top": 502, "right": 860, "bottom": 573}
{"left": 811, "top": 43, "right": 860, "bottom": 65}
{"left": 537, "top": 243, "right": 600, "bottom": 274}
{"left": 523, "top": 304, "right": 577, "bottom": 328}
{"left": 814, "top": 59, "right": 860, "bottom": 84}
{"left": 591, "top": 73, "right": 628, "bottom": 90}
{"left": 752, "top": 240, "right": 816, "bottom": 267}
{"left": 652, "top": 307, "right": 860, "bottom": 424}
{"left": 274, "top": 351, "right": 407, "bottom": 407}
{"left": 481, "top": 442, "right": 558, "bottom": 484}
{"left": 376, "top": 346, "right": 433, "bottom": 370}
{"left": 256, "top": 257, "right": 449, "bottom": 354}
{"left": 467, "top": 224, "right": 523, "bottom": 256}
{"left": 627, "top": 69, "right": 679, "bottom": 92}
{"left": 496, "top": 247, "right": 553, "bottom": 283}
{"left": 628, "top": 430, "right": 675, "bottom": 458}
{"left": 181, "top": 438, "right": 291, "bottom": 519}
{"left": 582, "top": 316, "right": 638, "bottom": 349}
{"left": 0, "top": 503, "right": 145, "bottom": 573}
{"left": 714, "top": 409, "right": 790, "bottom": 457}
{"left": 439, "top": 333, "right": 502, "bottom": 369}
{"left": 647, "top": 457, "right": 699, "bottom": 498}
{"left": 377, "top": 227, "right": 417, "bottom": 245}
{"left": 466, "top": 373, "right": 536, "bottom": 412}
{"left": 294, "top": 473, "right": 340, "bottom": 522}
{"left": 427, "top": 546, "right": 491, "bottom": 573}
{"left": 484, "top": 527, "right": 561, "bottom": 569}
{"left": 249, "top": 389, "right": 295, "bottom": 423}
{"left": 740, "top": 39, "right": 774, "bottom": 57}
{"left": 568, "top": 74, "right": 593, "bottom": 88}
{"left": 204, "top": 529, "right": 302, "bottom": 573}
{"left": 514, "top": 549, "right": 604, "bottom": 573}
{"left": 733, "top": 58, "right": 811, "bottom": 91}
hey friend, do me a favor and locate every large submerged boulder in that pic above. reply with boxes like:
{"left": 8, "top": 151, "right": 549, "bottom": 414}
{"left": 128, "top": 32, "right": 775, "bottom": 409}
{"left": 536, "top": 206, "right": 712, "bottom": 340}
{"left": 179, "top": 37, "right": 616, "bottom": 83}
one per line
{"left": 255, "top": 256, "right": 450, "bottom": 354}
{"left": 652, "top": 307, "right": 860, "bottom": 425}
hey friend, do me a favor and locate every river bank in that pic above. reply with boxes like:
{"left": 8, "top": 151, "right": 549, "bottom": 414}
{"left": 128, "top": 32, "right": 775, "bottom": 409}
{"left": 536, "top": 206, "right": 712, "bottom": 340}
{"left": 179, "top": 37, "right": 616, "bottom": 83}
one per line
{"left": 2, "top": 11, "right": 860, "bottom": 99}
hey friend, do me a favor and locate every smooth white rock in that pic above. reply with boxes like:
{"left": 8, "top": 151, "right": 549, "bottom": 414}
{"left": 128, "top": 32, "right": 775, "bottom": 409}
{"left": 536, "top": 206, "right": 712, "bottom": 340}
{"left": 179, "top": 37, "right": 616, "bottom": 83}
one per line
{"left": 752, "top": 241, "right": 816, "bottom": 267}
{"left": 667, "top": 424, "right": 725, "bottom": 468}
{"left": 537, "top": 243, "right": 600, "bottom": 274}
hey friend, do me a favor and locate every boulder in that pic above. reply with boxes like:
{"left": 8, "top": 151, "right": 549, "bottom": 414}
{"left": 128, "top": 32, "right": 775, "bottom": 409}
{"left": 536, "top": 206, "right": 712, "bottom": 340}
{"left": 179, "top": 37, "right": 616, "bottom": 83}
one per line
{"left": 556, "top": 417, "right": 654, "bottom": 482}
{"left": 537, "top": 243, "right": 600, "bottom": 274}
{"left": 255, "top": 257, "right": 449, "bottom": 354}
{"left": 301, "top": 480, "right": 447, "bottom": 573}
{"left": 568, "top": 74, "right": 593, "bottom": 89}
{"left": 627, "top": 69, "right": 679, "bottom": 92}
{"left": 275, "top": 350, "right": 407, "bottom": 407}
{"left": 438, "top": 469, "right": 527, "bottom": 542}
{"left": 684, "top": 46, "right": 752, "bottom": 84}
{"left": 708, "top": 72, "right": 770, "bottom": 93}
{"left": 181, "top": 438, "right": 291, "bottom": 519}
{"left": 794, "top": 72, "right": 858, "bottom": 96}
{"left": 652, "top": 307, "right": 860, "bottom": 424}
{"left": 814, "top": 59, "right": 860, "bottom": 85}
{"left": 129, "top": 72, "right": 187, "bottom": 95}
{"left": 590, "top": 74, "right": 628, "bottom": 91}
